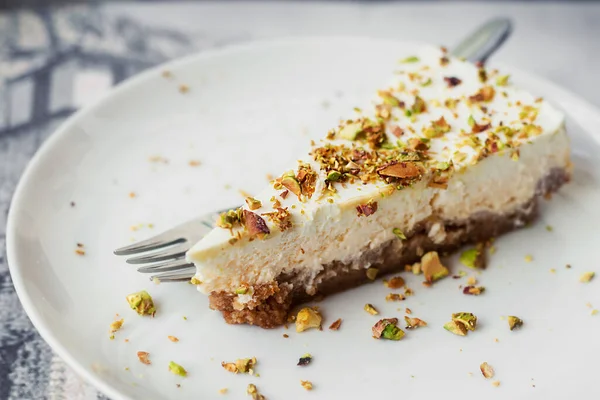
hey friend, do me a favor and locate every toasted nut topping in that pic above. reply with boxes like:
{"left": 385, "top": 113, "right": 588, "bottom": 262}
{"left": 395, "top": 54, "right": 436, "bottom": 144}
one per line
{"left": 281, "top": 175, "right": 302, "bottom": 197}
{"left": 421, "top": 251, "right": 449, "bottom": 283}
{"left": 295, "top": 307, "right": 322, "bottom": 332}
{"left": 364, "top": 304, "right": 379, "bottom": 315}
{"left": 443, "top": 321, "right": 467, "bottom": 336}
{"left": 222, "top": 357, "right": 257, "bottom": 374}
{"left": 126, "top": 291, "right": 156, "bottom": 316}
{"left": 356, "top": 200, "right": 378, "bottom": 217}
{"left": 507, "top": 316, "right": 524, "bottom": 330}
{"left": 109, "top": 319, "right": 124, "bottom": 339}
{"left": 496, "top": 74, "right": 510, "bottom": 86}
{"left": 463, "top": 286, "right": 485, "bottom": 295}
{"left": 245, "top": 197, "right": 262, "bottom": 210}
{"left": 300, "top": 380, "right": 313, "bottom": 390}
{"left": 297, "top": 353, "right": 312, "bottom": 366}
{"left": 243, "top": 210, "right": 270, "bottom": 239}
{"left": 453, "top": 312, "right": 478, "bottom": 331}
{"left": 404, "top": 316, "right": 427, "bottom": 329}
{"left": 384, "top": 276, "right": 405, "bottom": 289}
{"left": 393, "top": 228, "right": 406, "bottom": 240}
{"left": 366, "top": 267, "right": 379, "bottom": 280}
{"left": 168, "top": 361, "right": 187, "bottom": 377}
{"left": 385, "top": 293, "right": 405, "bottom": 302}
{"left": 247, "top": 383, "right": 265, "bottom": 400}
{"left": 377, "top": 161, "right": 421, "bottom": 179}
{"left": 580, "top": 272, "right": 595, "bottom": 283}
{"left": 372, "top": 318, "right": 405, "bottom": 340}
{"left": 459, "top": 244, "right": 486, "bottom": 269}
{"left": 168, "top": 336, "right": 179, "bottom": 342}
{"left": 480, "top": 362, "right": 495, "bottom": 379}
{"left": 137, "top": 351, "right": 151, "bottom": 365}
{"left": 444, "top": 76, "right": 462, "bottom": 87}
{"left": 317, "top": 315, "right": 337, "bottom": 332}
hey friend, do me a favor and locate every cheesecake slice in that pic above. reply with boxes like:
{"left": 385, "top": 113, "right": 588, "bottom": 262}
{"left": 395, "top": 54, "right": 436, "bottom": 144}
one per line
{"left": 187, "top": 46, "right": 571, "bottom": 328}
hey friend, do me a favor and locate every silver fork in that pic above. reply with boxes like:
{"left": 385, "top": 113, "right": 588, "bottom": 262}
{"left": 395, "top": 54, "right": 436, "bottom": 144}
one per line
{"left": 113, "top": 17, "right": 512, "bottom": 282}
{"left": 113, "top": 208, "right": 233, "bottom": 282}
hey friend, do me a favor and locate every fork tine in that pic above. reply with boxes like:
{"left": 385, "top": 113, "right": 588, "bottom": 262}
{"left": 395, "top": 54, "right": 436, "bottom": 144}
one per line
{"left": 126, "top": 242, "right": 189, "bottom": 265}
{"left": 137, "top": 259, "right": 194, "bottom": 274}
{"left": 151, "top": 268, "right": 196, "bottom": 283}
{"left": 114, "top": 234, "right": 185, "bottom": 256}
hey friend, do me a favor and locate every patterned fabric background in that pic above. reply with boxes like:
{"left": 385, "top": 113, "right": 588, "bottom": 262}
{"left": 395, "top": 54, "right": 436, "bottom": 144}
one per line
{"left": 1, "top": 2, "right": 599, "bottom": 399}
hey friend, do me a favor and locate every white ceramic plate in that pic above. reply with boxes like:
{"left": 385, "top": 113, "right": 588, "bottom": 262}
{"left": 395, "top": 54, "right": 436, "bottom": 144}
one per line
{"left": 7, "top": 37, "right": 600, "bottom": 400}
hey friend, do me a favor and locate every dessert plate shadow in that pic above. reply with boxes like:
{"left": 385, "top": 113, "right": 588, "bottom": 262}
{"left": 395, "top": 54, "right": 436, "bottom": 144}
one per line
{"left": 7, "top": 37, "right": 600, "bottom": 400}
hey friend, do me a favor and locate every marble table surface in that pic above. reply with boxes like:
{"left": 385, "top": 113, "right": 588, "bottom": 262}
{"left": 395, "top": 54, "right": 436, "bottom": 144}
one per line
{"left": 1, "top": 2, "right": 599, "bottom": 399}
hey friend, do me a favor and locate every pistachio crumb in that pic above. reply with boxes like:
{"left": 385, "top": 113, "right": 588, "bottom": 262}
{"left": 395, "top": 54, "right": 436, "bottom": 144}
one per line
{"left": 295, "top": 307, "right": 322, "bottom": 332}
{"left": 168, "top": 361, "right": 187, "bottom": 377}
{"left": 421, "top": 251, "right": 449, "bottom": 283}
{"left": 297, "top": 353, "right": 312, "bottom": 366}
{"left": 580, "top": 272, "right": 595, "bottom": 283}
{"left": 247, "top": 383, "right": 265, "bottom": 400}
{"left": 222, "top": 357, "right": 257, "bottom": 374}
{"left": 168, "top": 336, "right": 179, "bottom": 343}
{"left": 508, "top": 316, "right": 523, "bottom": 330}
{"left": 137, "top": 351, "right": 151, "bottom": 365}
{"left": 492, "top": 381, "right": 501, "bottom": 387}
{"left": 300, "top": 380, "right": 313, "bottom": 390}
{"left": 480, "top": 362, "right": 495, "bottom": 379}
{"left": 178, "top": 84, "right": 189, "bottom": 93}
{"left": 372, "top": 318, "right": 405, "bottom": 340}
{"left": 404, "top": 316, "right": 427, "bottom": 329}
{"left": 364, "top": 304, "right": 379, "bottom": 315}
{"left": 366, "top": 267, "right": 379, "bottom": 281}
{"left": 384, "top": 276, "right": 405, "bottom": 289}
{"left": 125, "top": 290, "right": 156, "bottom": 316}
{"left": 219, "top": 388, "right": 228, "bottom": 394}
{"left": 393, "top": 227, "right": 406, "bottom": 240}
{"left": 524, "top": 255, "right": 533, "bottom": 262}
{"left": 329, "top": 318, "right": 342, "bottom": 330}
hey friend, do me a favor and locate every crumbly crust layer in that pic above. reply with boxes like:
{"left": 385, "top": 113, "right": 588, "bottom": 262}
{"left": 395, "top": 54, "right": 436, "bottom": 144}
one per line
{"left": 208, "top": 168, "right": 569, "bottom": 328}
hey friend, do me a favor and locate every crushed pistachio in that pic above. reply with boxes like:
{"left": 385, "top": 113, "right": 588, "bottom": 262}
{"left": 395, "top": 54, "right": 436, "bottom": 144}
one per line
{"left": 372, "top": 318, "right": 405, "bottom": 340}
{"left": 295, "top": 307, "right": 322, "bottom": 332}
{"left": 168, "top": 336, "right": 179, "bottom": 343}
{"left": 459, "top": 245, "right": 486, "bottom": 269}
{"left": 364, "top": 304, "right": 379, "bottom": 315}
{"left": 168, "top": 361, "right": 187, "bottom": 377}
{"left": 401, "top": 56, "right": 419, "bottom": 63}
{"left": 339, "top": 121, "right": 363, "bottom": 140}
{"left": 329, "top": 318, "right": 342, "bottom": 330}
{"left": 356, "top": 200, "right": 378, "bottom": 217}
{"left": 463, "top": 286, "right": 485, "bottom": 295}
{"left": 524, "top": 255, "right": 533, "bottom": 262}
{"left": 492, "top": 380, "right": 500, "bottom": 387}
{"left": 404, "top": 316, "right": 427, "bottom": 329}
{"left": 453, "top": 312, "right": 477, "bottom": 331}
{"left": 444, "top": 76, "right": 462, "bottom": 87}
{"left": 411, "top": 262, "right": 422, "bottom": 275}
{"left": 222, "top": 357, "right": 257, "bottom": 374}
{"left": 216, "top": 208, "right": 244, "bottom": 229}
{"left": 190, "top": 276, "right": 202, "bottom": 285}
{"left": 496, "top": 74, "right": 510, "bottom": 86}
{"left": 421, "top": 251, "right": 449, "bottom": 283}
{"left": 508, "top": 316, "right": 523, "bottom": 330}
{"left": 235, "top": 284, "right": 249, "bottom": 295}
{"left": 244, "top": 210, "right": 270, "bottom": 239}
{"left": 300, "top": 380, "right": 313, "bottom": 390}
{"left": 580, "top": 272, "right": 595, "bottom": 283}
{"left": 385, "top": 293, "right": 405, "bottom": 302}
{"left": 137, "top": 351, "right": 151, "bottom": 365}
{"left": 219, "top": 388, "right": 228, "bottom": 395}
{"left": 245, "top": 197, "right": 262, "bottom": 210}
{"left": 443, "top": 321, "right": 467, "bottom": 336}
{"left": 125, "top": 291, "right": 156, "bottom": 316}
{"left": 366, "top": 267, "right": 379, "bottom": 280}
{"left": 297, "top": 353, "right": 312, "bottom": 366}
{"left": 480, "top": 362, "right": 495, "bottom": 379}
{"left": 384, "top": 276, "right": 405, "bottom": 289}
{"left": 393, "top": 227, "right": 407, "bottom": 240}
{"left": 261, "top": 207, "right": 292, "bottom": 232}
{"left": 109, "top": 319, "right": 124, "bottom": 339}
{"left": 247, "top": 383, "right": 265, "bottom": 400}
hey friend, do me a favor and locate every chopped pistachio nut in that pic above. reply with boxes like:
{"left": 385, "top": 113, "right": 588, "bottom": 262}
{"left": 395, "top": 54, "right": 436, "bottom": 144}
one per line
{"left": 297, "top": 353, "right": 312, "bottom": 366}
{"left": 459, "top": 245, "right": 486, "bottom": 269}
{"left": 385, "top": 293, "right": 405, "bottom": 302}
{"left": 190, "top": 276, "right": 202, "bottom": 285}
{"left": 372, "top": 318, "right": 405, "bottom": 340}
{"left": 326, "top": 171, "right": 342, "bottom": 181}
{"left": 295, "top": 307, "right": 322, "bottom": 332}
{"left": 401, "top": 56, "right": 419, "bottom": 63}
{"left": 452, "top": 312, "right": 478, "bottom": 331}
{"left": 421, "top": 251, "right": 449, "bottom": 283}
{"left": 168, "top": 361, "right": 187, "bottom": 377}
{"left": 443, "top": 320, "right": 467, "bottom": 336}
{"left": 300, "top": 380, "right": 313, "bottom": 391}
{"left": 412, "top": 262, "right": 422, "bottom": 275}
{"left": 137, "top": 351, "right": 151, "bottom": 365}
{"left": 463, "top": 286, "right": 485, "bottom": 295}
{"left": 126, "top": 291, "right": 156, "bottom": 316}
{"left": 384, "top": 276, "right": 405, "bottom": 289}
{"left": 364, "top": 303, "right": 379, "bottom": 315}
{"left": 366, "top": 267, "right": 379, "bottom": 280}
{"left": 109, "top": 319, "right": 124, "bottom": 338}
{"left": 245, "top": 197, "right": 262, "bottom": 210}
{"left": 281, "top": 175, "right": 302, "bottom": 197}
{"left": 580, "top": 272, "right": 595, "bottom": 283}
{"left": 219, "top": 388, "right": 228, "bottom": 395}
{"left": 496, "top": 74, "right": 510, "bottom": 86}
{"left": 235, "top": 284, "right": 249, "bottom": 295}
{"left": 508, "top": 316, "right": 524, "bottom": 331}
{"left": 222, "top": 357, "right": 257, "bottom": 374}
{"left": 216, "top": 208, "right": 244, "bottom": 229}
{"left": 329, "top": 318, "right": 342, "bottom": 330}
{"left": 339, "top": 122, "right": 363, "bottom": 140}
{"left": 524, "top": 255, "right": 533, "bottom": 262}
{"left": 393, "top": 227, "right": 407, "bottom": 240}
{"left": 492, "top": 380, "right": 501, "bottom": 387}
{"left": 247, "top": 383, "right": 265, "bottom": 400}
{"left": 168, "top": 335, "right": 179, "bottom": 343}
{"left": 480, "top": 362, "right": 495, "bottom": 379}
{"left": 404, "top": 316, "right": 427, "bottom": 329}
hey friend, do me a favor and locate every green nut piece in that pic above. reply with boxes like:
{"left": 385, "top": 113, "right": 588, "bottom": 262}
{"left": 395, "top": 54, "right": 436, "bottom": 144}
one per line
{"left": 382, "top": 323, "right": 405, "bottom": 340}
{"left": 507, "top": 316, "right": 523, "bottom": 331}
{"left": 126, "top": 290, "right": 156, "bottom": 316}
{"left": 168, "top": 361, "right": 187, "bottom": 377}
{"left": 327, "top": 171, "right": 342, "bottom": 181}
{"left": 366, "top": 267, "right": 379, "bottom": 281}
{"left": 496, "top": 75, "right": 510, "bottom": 86}
{"left": 339, "top": 122, "right": 363, "bottom": 140}
{"left": 393, "top": 228, "right": 406, "bottom": 240}
{"left": 443, "top": 320, "right": 467, "bottom": 336}
{"left": 401, "top": 56, "right": 419, "bottom": 63}
{"left": 281, "top": 176, "right": 302, "bottom": 197}
{"left": 452, "top": 312, "right": 477, "bottom": 331}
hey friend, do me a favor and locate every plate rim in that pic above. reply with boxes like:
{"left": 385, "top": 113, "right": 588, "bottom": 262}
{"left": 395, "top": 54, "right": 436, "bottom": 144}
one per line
{"left": 6, "top": 35, "right": 600, "bottom": 400}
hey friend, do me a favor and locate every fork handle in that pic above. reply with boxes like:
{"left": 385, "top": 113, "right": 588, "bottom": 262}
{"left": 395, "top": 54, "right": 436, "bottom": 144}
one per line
{"left": 450, "top": 17, "right": 513, "bottom": 64}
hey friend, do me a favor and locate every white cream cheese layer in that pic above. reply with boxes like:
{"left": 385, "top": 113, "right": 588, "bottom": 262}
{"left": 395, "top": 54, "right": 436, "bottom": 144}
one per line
{"left": 187, "top": 46, "right": 570, "bottom": 296}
